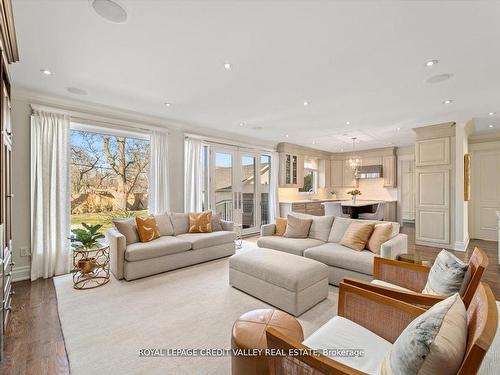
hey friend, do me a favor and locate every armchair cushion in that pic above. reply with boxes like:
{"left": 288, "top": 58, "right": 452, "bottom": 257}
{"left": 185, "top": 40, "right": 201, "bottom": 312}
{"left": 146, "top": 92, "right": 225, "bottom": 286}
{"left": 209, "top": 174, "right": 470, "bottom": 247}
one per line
{"left": 381, "top": 293, "right": 466, "bottom": 375}
{"left": 371, "top": 279, "right": 413, "bottom": 293}
{"left": 422, "top": 249, "right": 469, "bottom": 296}
{"left": 304, "top": 243, "right": 375, "bottom": 275}
{"left": 303, "top": 316, "right": 392, "bottom": 374}
{"left": 176, "top": 231, "right": 236, "bottom": 250}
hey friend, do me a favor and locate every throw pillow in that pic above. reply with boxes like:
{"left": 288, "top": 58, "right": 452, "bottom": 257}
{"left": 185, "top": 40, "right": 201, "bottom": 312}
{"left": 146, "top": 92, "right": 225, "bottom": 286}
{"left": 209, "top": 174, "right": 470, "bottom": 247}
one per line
{"left": 189, "top": 211, "right": 213, "bottom": 233}
{"left": 154, "top": 213, "right": 174, "bottom": 236}
{"left": 380, "top": 293, "right": 467, "bottom": 375}
{"left": 112, "top": 218, "right": 139, "bottom": 245}
{"left": 135, "top": 216, "right": 160, "bottom": 242}
{"left": 366, "top": 223, "right": 393, "bottom": 254}
{"left": 290, "top": 213, "right": 335, "bottom": 242}
{"left": 211, "top": 212, "right": 223, "bottom": 232}
{"left": 283, "top": 214, "right": 312, "bottom": 238}
{"left": 327, "top": 217, "right": 352, "bottom": 243}
{"left": 339, "top": 222, "right": 375, "bottom": 251}
{"left": 274, "top": 218, "right": 287, "bottom": 236}
{"left": 422, "top": 249, "right": 469, "bottom": 295}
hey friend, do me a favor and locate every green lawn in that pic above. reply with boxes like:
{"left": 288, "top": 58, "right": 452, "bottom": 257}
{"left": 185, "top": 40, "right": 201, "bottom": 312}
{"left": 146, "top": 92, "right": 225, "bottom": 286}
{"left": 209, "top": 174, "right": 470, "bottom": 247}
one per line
{"left": 71, "top": 210, "right": 149, "bottom": 233}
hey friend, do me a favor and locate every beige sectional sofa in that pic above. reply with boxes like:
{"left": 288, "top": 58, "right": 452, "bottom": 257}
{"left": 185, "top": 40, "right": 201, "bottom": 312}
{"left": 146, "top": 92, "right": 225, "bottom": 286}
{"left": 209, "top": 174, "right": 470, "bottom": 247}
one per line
{"left": 106, "top": 212, "right": 236, "bottom": 281}
{"left": 257, "top": 214, "right": 407, "bottom": 285}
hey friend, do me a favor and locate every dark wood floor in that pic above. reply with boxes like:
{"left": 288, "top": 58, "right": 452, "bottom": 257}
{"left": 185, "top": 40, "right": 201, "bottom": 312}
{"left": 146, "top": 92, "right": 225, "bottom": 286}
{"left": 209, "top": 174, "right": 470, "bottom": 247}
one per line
{"left": 0, "top": 225, "right": 498, "bottom": 375}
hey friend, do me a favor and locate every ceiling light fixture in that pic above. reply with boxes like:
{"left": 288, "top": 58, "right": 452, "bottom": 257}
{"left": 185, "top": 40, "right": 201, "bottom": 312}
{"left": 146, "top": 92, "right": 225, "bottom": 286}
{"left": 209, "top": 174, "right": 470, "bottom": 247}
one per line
{"left": 346, "top": 121, "right": 350, "bottom": 125}
{"left": 224, "top": 63, "right": 231, "bottom": 70}
{"left": 303, "top": 101, "right": 310, "bottom": 107}
{"left": 40, "top": 69, "right": 53, "bottom": 75}
{"left": 443, "top": 99, "right": 453, "bottom": 104}
{"left": 239, "top": 122, "right": 244, "bottom": 127}
{"left": 91, "top": 0, "right": 128, "bottom": 23}
{"left": 425, "top": 59, "right": 439, "bottom": 67}
{"left": 164, "top": 102, "right": 172, "bottom": 107}
{"left": 348, "top": 137, "right": 361, "bottom": 171}
{"left": 489, "top": 112, "right": 495, "bottom": 116}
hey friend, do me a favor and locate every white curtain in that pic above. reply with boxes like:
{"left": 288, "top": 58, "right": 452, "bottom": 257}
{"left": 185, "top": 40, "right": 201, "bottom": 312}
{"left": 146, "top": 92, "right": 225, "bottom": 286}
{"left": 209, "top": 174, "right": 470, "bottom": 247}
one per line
{"left": 30, "top": 110, "right": 71, "bottom": 280}
{"left": 184, "top": 138, "right": 203, "bottom": 212}
{"left": 149, "top": 130, "right": 170, "bottom": 214}
{"left": 269, "top": 151, "right": 280, "bottom": 222}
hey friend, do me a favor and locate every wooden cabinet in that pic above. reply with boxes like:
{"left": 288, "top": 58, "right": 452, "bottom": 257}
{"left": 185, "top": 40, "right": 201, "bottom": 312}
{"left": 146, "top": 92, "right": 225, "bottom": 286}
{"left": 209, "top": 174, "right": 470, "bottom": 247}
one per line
{"left": 279, "top": 153, "right": 302, "bottom": 188}
{"left": 330, "top": 159, "right": 344, "bottom": 188}
{"left": 279, "top": 201, "right": 325, "bottom": 217}
{"left": 383, "top": 155, "right": 396, "bottom": 187}
{"left": 362, "top": 156, "right": 382, "bottom": 166}
{"left": 318, "top": 159, "right": 331, "bottom": 189}
{"left": 416, "top": 137, "right": 450, "bottom": 167}
{"left": 342, "top": 160, "right": 357, "bottom": 188}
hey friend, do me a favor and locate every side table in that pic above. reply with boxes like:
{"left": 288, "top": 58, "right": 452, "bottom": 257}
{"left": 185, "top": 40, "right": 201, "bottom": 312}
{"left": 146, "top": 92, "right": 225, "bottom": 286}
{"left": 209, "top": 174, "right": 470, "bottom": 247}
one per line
{"left": 72, "top": 243, "right": 110, "bottom": 290}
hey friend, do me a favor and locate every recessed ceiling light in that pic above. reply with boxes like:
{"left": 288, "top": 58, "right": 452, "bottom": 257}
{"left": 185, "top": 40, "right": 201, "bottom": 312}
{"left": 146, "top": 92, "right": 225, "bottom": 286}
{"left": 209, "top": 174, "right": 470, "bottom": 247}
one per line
{"left": 239, "top": 122, "right": 244, "bottom": 127}
{"left": 489, "top": 124, "right": 494, "bottom": 128}
{"left": 40, "top": 69, "right": 53, "bottom": 75}
{"left": 91, "top": 0, "right": 128, "bottom": 23}
{"left": 346, "top": 121, "right": 350, "bottom": 125}
{"left": 312, "top": 140, "right": 316, "bottom": 145}
{"left": 224, "top": 63, "right": 231, "bottom": 70}
{"left": 303, "top": 101, "right": 310, "bottom": 107}
{"left": 425, "top": 59, "right": 439, "bottom": 67}
{"left": 443, "top": 99, "right": 453, "bottom": 104}
{"left": 67, "top": 87, "right": 87, "bottom": 95}
{"left": 285, "top": 134, "right": 289, "bottom": 138}
{"left": 164, "top": 102, "right": 172, "bottom": 107}
{"left": 426, "top": 73, "right": 453, "bottom": 84}
{"left": 396, "top": 127, "right": 401, "bottom": 131}
{"left": 489, "top": 112, "right": 495, "bottom": 116}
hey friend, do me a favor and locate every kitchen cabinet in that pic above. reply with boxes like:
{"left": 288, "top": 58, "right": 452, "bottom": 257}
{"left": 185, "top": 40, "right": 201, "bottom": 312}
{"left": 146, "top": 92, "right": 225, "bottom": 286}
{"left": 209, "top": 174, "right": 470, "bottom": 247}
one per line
{"left": 383, "top": 155, "right": 397, "bottom": 187}
{"left": 279, "top": 201, "right": 326, "bottom": 217}
{"left": 330, "top": 159, "right": 344, "bottom": 188}
{"left": 361, "top": 156, "right": 382, "bottom": 166}
{"left": 279, "top": 153, "right": 304, "bottom": 188}
{"left": 343, "top": 160, "right": 357, "bottom": 188}
{"left": 318, "top": 159, "right": 331, "bottom": 189}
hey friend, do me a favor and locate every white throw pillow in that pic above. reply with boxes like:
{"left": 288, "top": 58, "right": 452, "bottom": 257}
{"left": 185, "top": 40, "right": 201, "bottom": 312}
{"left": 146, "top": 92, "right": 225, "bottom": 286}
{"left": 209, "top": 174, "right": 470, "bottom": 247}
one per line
{"left": 422, "top": 249, "right": 469, "bottom": 295}
{"left": 380, "top": 293, "right": 467, "bottom": 375}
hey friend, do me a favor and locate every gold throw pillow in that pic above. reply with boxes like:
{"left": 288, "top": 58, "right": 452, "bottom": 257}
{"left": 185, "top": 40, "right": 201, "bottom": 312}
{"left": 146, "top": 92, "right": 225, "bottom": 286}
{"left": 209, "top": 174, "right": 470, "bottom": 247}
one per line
{"left": 340, "top": 221, "right": 375, "bottom": 251}
{"left": 135, "top": 216, "right": 160, "bottom": 242}
{"left": 366, "top": 223, "right": 393, "bottom": 254}
{"left": 274, "top": 218, "right": 287, "bottom": 236}
{"left": 189, "top": 211, "right": 213, "bottom": 233}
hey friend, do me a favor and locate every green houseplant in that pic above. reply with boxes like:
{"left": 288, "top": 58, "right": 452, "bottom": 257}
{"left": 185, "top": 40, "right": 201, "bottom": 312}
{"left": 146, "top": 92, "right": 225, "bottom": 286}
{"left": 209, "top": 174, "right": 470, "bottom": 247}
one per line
{"left": 70, "top": 223, "right": 105, "bottom": 274}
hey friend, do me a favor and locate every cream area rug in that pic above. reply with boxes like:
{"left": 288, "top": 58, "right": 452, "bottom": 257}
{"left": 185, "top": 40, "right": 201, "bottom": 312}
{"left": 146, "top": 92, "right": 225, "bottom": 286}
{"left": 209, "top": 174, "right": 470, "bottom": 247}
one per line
{"left": 54, "top": 241, "right": 338, "bottom": 375}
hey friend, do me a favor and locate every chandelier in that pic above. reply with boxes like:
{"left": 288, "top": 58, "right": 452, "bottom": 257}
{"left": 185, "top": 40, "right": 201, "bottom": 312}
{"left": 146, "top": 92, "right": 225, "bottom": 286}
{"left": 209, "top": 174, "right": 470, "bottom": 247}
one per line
{"left": 348, "top": 137, "right": 361, "bottom": 171}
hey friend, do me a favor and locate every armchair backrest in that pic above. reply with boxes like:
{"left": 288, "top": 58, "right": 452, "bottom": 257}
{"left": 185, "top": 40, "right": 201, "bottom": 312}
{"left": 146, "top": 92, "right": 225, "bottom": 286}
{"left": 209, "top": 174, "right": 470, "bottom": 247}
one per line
{"left": 458, "top": 282, "right": 498, "bottom": 375}
{"left": 373, "top": 202, "right": 385, "bottom": 220}
{"left": 461, "top": 247, "right": 488, "bottom": 307}
{"left": 322, "top": 202, "right": 344, "bottom": 217}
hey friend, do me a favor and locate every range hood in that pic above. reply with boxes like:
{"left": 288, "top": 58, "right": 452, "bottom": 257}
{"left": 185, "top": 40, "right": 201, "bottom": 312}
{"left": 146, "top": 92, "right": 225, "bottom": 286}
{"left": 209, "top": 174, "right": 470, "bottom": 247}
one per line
{"left": 355, "top": 165, "right": 383, "bottom": 179}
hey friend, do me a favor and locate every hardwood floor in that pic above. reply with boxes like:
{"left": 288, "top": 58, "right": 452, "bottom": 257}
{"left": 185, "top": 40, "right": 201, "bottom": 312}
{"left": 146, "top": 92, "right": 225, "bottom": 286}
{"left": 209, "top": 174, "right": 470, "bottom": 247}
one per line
{"left": 0, "top": 225, "right": 498, "bottom": 374}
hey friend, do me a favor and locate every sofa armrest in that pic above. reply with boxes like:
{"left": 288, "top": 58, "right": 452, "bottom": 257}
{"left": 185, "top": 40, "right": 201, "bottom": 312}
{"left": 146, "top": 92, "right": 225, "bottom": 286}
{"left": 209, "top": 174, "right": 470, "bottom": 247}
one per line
{"left": 106, "top": 228, "right": 126, "bottom": 280}
{"left": 338, "top": 282, "right": 425, "bottom": 343}
{"left": 261, "top": 223, "right": 276, "bottom": 237}
{"left": 221, "top": 220, "right": 234, "bottom": 231}
{"left": 380, "top": 233, "right": 408, "bottom": 259}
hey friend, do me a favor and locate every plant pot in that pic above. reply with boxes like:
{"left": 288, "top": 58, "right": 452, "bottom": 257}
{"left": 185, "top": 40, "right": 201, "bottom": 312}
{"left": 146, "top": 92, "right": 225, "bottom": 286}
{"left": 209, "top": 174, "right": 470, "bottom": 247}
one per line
{"left": 78, "top": 257, "right": 97, "bottom": 274}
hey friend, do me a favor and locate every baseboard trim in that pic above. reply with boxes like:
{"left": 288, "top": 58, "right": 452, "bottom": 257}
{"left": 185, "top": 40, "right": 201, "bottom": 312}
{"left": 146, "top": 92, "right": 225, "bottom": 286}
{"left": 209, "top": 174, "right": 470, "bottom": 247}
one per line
{"left": 12, "top": 265, "right": 30, "bottom": 282}
{"left": 453, "top": 235, "right": 470, "bottom": 252}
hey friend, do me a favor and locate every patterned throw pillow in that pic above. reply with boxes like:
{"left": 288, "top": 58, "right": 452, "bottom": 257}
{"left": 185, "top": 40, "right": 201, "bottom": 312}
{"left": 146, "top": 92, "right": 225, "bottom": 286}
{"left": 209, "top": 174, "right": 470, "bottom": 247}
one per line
{"left": 422, "top": 249, "right": 469, "bottom": 295}
{"left": 380, "top": 293, "right": 467, "bottom": 375}
{"left": 189, "top": 211, "right": 213, "bottom": 233}
{"left": 274, "top": 218, "right": 287, "bottom": 236}
{"left": 211, "top": 212, "right": 223, "bottom": 232}
{"left": 135, "top": 216, "right": 160, "bottom": 242}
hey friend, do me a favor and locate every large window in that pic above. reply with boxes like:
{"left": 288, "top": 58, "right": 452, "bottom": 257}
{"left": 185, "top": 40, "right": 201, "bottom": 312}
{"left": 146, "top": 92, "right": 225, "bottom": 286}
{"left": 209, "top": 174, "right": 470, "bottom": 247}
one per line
{"left": 70, "top": 127, "right": 150, "bottom": 232}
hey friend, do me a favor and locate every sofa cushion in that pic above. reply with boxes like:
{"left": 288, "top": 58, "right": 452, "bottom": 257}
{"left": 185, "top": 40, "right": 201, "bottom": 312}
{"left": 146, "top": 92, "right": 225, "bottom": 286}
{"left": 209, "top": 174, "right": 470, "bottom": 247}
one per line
{"left": 135, "top": 216, "right": 160, "bottom": 242}
{"left": 188, "top": 211, "right": 213, "bottom": 233}
{"left": 380, "top": 293, "right": 466, "bottom": 375}
{"left": 422, "top": 249, "right": 469, "bottom": 296}
{"left": 112, "top": 218, "right": 139, "bottom": 245}
{"left": 169, "top": 212, "right": 190, "bottom": 235}
{"left": 303, "top": 316, "right": 391, "bottom": 374}
{"left": 257, "top": 236, "right": 324, "bottom": 256}
{"left": 125, "top": 236, "right": 191, "bottom": 262}
{"left": 154, "top": 213, "right": 174, "bottom": 236}
{"left": 274, "top": 217, "right": 287, "bottom": 236}
{"left": 229, "top": 248, "right": 328, "bottom": 292}
{"left": 290, "top": 213, "right": 335, "bottom": 242}
{"left": 328, "top": 217, "right": 400, "bottom": 243}
{"left": 284, "top": 214, "right": 312, "bottom": 238}
{"left": 176, "top": 231, "right": 236, "bottom": 250}
{"left": 366, "top": 223, "right": 393, "bottom": 254}
{"left": 304, "top": 243, "right": 375, "bottom": 275}
{"left": 340, "top": 222, "right": 375, "bottom": 251}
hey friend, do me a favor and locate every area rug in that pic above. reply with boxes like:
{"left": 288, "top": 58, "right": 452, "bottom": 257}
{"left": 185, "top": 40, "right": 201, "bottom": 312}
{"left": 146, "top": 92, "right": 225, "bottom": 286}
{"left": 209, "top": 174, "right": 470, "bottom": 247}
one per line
{"left": 54, "top": 241, "right": 338, "bottom": 375}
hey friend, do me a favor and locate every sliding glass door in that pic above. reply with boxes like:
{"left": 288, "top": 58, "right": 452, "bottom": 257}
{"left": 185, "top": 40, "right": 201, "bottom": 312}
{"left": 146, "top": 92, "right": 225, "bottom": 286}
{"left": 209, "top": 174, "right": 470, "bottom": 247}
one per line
{"left": 210, "top": 147, "right": 271, "bottom": 234}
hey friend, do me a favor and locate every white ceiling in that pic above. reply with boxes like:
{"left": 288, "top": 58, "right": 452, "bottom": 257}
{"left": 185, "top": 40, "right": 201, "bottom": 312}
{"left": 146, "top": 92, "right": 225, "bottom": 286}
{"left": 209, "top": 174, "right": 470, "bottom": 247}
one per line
{"left": 10, "top": 0, "right": 500, "bottom": 151}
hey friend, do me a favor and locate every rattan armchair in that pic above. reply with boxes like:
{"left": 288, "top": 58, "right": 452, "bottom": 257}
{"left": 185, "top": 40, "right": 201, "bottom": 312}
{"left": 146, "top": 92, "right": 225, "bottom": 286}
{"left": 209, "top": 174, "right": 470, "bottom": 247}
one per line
{"left": 343, "top": 246, "right": 488, "bottom": 308}
{"left": 266, "top": 282, "right": 497, "bottom": 375}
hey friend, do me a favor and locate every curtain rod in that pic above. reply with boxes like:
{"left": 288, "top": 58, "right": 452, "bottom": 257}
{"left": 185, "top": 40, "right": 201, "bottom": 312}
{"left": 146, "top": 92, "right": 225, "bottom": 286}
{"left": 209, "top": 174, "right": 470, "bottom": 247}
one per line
{"left": 30, "top": 104, "right": 170, "bottom": 134}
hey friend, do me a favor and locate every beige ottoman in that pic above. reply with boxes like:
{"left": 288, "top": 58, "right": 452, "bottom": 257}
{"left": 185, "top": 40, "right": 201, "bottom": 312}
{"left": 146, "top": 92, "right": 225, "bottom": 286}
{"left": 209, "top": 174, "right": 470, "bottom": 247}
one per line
{"left": 229, "top": 248, "right": 329, "bottom": 316}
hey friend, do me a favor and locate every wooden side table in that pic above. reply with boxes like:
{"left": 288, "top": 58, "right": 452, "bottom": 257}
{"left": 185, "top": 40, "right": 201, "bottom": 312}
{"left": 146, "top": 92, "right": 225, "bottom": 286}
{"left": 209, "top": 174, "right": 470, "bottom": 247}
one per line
{"left": 72, "top": 243, "right": 110, "bottom": 290}
{"left": 231, "top": 309, "right": 304, "bottom": 375}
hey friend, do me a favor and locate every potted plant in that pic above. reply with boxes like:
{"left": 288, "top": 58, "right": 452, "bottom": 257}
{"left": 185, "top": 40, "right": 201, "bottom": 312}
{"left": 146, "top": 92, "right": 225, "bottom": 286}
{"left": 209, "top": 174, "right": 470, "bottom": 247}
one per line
{"left": 70, "top": 223, "right": 105, "bottom": 274}
{"left": 347, "top": 189, "right": 362, "bottom": 204}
